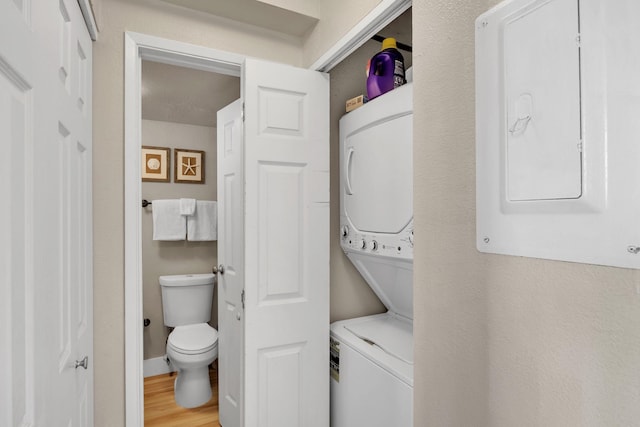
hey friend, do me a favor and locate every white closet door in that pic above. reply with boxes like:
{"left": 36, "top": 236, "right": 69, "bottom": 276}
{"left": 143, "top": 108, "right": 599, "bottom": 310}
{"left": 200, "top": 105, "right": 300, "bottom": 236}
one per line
{"left": 242, "top": 58, "right": 330, "bottom": 427}
{"left": 0, "top": 0, "right": 93, "bottom": 425}
{"left": 217, "top": 99, "right": 244, "bottom": 427}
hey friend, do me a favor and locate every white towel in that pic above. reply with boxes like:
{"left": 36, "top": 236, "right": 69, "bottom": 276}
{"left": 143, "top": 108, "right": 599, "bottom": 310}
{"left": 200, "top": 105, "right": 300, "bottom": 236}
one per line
{"left": 187, "top": 201, "right": 217, "bottom": 241}
{"left": 180, "top": 198, "right": 196, "bottom": 216}
{"left": 152, "top": 199, "right": 186, "bottom": 241}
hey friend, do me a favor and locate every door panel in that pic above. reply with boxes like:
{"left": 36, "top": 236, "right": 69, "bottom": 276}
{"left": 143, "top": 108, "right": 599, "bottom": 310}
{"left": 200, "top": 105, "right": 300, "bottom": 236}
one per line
{"left": 243, "top": 58, "right": 329, "bottom": 427}
{"left": 503, "top": 0, "right": 582, "bottom": 201}
{"left": 218, "top": 99, "right": 244, "bottom": 427}
{"left": 0, "top": 46, "right": 33, "bottom": 427}
{"left": 0, "top": 0, "right": 93, "bottom": 424}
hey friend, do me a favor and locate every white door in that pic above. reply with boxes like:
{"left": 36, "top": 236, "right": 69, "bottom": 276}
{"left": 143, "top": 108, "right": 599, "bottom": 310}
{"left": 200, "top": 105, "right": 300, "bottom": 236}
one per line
{"left": 243, "top": 58, "right": 330, "bottom": 427}
{"left": 217, "top": 99, "right": 245, "bottom": 427}
{"left": 0, "top": 0, "right": 93, "bottom": 425}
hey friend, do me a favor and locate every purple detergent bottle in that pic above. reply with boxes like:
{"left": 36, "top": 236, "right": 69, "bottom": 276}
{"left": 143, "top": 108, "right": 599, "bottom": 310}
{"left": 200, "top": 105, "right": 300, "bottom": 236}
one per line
{"left": 366, "top": 37, "right": 406, "bottom": 100}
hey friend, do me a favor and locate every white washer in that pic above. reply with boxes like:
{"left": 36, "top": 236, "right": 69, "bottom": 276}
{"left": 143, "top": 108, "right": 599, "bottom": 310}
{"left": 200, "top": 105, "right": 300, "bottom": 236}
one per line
{"left": 333, "top": 83, "right": 413, "bottom": 427}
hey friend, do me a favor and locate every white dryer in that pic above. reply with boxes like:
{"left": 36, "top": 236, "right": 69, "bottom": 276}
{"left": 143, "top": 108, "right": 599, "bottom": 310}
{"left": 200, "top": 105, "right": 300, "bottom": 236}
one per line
{"left": 331, "top": 83, "right": 413, "bottom": 427}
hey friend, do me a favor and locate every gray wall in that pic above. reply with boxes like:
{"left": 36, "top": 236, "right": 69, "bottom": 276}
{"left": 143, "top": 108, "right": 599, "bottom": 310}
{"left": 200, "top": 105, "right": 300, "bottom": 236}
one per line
{"left": 413, "top": 0, "right": 640, "bottom": 425}
{"left": 141, "top": 119, "right": 218, "bottom": 360}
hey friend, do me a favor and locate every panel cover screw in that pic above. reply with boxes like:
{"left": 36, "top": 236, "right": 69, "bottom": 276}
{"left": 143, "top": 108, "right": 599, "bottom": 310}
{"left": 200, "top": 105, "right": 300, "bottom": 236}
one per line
{"left": 627, "top": 246, "right": 640, "bottom": 254}
{"left": 483, "top": 237, "right": 490, "bottom": 244}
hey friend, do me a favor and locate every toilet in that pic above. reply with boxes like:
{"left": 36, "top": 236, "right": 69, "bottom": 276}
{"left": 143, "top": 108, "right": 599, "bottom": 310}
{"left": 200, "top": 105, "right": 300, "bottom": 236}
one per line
{"left": 160, "top": 273, "right": 218, "bottom": 408}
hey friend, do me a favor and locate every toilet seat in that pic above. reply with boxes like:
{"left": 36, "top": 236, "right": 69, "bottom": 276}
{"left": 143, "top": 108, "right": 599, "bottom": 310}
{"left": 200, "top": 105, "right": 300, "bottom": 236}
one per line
{"left": 168, "top": 323, "right": 218, "bottom": 355}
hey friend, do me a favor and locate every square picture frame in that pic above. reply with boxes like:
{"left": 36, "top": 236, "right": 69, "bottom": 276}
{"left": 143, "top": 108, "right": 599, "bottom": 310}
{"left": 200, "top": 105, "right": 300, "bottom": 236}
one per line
{"left": 141, "top": 146, "right": 170, "bottom": 182}
{"left": 174, "top": 148, "right": 205, "bottom": 184}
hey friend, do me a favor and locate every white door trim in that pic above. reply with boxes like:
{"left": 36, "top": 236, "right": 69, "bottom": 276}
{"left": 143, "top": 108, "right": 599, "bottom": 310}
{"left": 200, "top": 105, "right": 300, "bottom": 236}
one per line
{"left": 77, "top": 0, "right": 99, "bottom": 41}
{"left": 123, "top": 0, "right": 411, "bottom": 423}
{"left": 124, "top": 31, "right": 243, "bottom": 427}
{"left": 309, "top": 0, "right": 411, "bottom": 72}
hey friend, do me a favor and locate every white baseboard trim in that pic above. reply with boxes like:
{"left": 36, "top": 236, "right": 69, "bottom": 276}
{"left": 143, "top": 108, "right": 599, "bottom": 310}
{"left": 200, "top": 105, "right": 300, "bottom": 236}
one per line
{"left": 143, "top": 356, "right": 176, "bottom": 378}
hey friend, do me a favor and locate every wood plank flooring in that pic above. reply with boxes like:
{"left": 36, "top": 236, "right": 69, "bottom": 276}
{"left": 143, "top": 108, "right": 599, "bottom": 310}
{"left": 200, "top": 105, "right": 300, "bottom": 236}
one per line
{"left": 144, "top": 367, "right": 220, "bottom": 427}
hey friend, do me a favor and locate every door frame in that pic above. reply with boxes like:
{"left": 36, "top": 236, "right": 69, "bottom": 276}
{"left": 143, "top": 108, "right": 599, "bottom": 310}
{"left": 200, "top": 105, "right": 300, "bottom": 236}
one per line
{"left": 124, "top": 32, "right": 244, "bottom": 427}
{"left": 123, "top": 0, "right": 410, "bottom": 425}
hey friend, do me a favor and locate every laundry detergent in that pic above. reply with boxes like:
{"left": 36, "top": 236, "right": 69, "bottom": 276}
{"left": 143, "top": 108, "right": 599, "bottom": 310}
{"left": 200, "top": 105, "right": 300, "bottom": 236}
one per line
{"left": 366, "top": 37, "right": 406, "bottom": 100}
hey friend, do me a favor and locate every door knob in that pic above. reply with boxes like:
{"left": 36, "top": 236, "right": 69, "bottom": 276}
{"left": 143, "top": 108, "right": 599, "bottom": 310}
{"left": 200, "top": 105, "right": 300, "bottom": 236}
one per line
{"left": 75, "top": 356, "right": 89, "bottom": 370}
{"left": 213, "top": 264, "right": 225, "bottom": 275}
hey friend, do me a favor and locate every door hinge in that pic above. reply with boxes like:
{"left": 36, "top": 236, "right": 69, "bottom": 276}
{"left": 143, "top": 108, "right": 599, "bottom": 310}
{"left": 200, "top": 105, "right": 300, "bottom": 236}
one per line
{"left": 241, "top": 289, "right": 245, "bottom": 309}
{"left": 576, "top": 33, "right": 581, "bottom": 47}
{"left": 241, "top": 103, "right": 245, "bottom": 122}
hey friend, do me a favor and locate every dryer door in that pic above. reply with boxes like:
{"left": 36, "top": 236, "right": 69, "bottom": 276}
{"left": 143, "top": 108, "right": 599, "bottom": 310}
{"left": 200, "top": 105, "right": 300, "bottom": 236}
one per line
{"left": 343, "top": 113, "right": 413, "bottom": 234}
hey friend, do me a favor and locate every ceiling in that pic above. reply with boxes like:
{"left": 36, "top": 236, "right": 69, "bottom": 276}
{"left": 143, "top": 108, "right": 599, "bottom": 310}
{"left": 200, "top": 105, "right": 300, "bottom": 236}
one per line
{"left": 159, "top": 0, "right": 319, "bottom": 37}
{"left": 141, "top": 60, "right": 240, "bottom": 128}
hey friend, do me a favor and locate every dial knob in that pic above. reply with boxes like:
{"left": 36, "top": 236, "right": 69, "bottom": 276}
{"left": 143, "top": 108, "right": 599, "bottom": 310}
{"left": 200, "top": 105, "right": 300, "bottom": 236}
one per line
{"left": 358, "top": 239, "right": 366, "bottom": 249}
{"left": 409, "top": 230, "right": 414, "bottom": 245}
{"left": 368, "top": 240, "right": 378, "bottom": 251}
{"left": 341, "top": 225, "right": 349, "bottom": 238}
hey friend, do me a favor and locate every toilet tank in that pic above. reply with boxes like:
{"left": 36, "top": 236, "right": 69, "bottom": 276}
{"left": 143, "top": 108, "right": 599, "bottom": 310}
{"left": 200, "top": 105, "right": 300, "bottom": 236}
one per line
{"left": 159, "top": 273, "right": 215, "bottom": 327}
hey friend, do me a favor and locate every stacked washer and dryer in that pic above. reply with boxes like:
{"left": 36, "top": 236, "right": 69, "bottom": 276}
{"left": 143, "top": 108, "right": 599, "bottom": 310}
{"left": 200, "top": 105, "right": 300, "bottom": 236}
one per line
{"left": 331, "top": 82, "right": 413, "bottom": 426}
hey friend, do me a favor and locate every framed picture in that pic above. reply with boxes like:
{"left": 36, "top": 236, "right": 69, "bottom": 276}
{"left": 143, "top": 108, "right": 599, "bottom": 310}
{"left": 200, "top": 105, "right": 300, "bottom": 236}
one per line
{"left": 141, "top": 146, "right": 170, "bottom": 182}
{"left": 174, "top": 148, "right": 205, "bottom": 184}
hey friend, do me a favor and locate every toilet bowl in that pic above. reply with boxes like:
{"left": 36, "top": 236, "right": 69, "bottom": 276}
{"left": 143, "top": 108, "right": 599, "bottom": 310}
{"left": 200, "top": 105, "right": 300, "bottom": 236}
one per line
{"left": 166, "top": 322, "right": 219, "bottom": 408}
{"left": 159, "top": 273, "right": 218, "bottom": 408}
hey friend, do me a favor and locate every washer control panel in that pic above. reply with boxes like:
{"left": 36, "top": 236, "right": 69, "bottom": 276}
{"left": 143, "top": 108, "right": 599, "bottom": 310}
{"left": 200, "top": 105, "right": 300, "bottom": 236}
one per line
{"left": 340, "top": 218, "right": 413, "bottom": 260}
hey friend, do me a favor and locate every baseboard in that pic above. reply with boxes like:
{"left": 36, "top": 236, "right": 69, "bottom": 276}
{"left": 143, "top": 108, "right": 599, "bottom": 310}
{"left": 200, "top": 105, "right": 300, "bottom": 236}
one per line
{"left": 143, "top": 356, "right": 176, "bottom": 378}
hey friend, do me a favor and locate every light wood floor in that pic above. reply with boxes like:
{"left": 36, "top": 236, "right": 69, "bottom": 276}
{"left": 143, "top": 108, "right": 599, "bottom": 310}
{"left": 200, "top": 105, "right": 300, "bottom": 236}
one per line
{"left": 144, "top": 367, "right": 220, "bottom": 427}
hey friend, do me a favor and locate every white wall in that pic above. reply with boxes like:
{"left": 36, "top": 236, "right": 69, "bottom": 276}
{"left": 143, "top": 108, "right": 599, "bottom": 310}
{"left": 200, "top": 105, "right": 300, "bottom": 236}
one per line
{"left": 303, "top": 0, "right": 382, "bottom": 67}
{"left": 413, "top": 0, "right": 640, "bottom": 425}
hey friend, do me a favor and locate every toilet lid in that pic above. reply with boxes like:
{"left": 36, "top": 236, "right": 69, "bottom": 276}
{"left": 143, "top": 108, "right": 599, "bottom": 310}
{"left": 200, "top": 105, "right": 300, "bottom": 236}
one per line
{"left": 168, "top": 323, "right": 218, "bottom": 354}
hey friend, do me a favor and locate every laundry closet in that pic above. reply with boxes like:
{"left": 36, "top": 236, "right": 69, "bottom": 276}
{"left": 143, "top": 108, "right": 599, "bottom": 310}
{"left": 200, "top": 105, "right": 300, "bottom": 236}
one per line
{"left": 327, "top": 8, "right": 413, "bottom": 427}
{"left": 137, "top": 7, "right": 412, "bottom": 425}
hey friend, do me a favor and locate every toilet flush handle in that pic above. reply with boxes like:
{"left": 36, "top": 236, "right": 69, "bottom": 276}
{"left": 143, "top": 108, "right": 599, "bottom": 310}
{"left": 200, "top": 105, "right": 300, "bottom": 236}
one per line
{"left": 213, "top": 264, "right": 225, "bottom": 275}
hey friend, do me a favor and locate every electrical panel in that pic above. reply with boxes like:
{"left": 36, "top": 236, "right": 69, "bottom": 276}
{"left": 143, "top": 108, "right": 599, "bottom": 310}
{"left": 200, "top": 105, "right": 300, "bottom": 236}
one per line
{"left": 476, "top": 0, "right": 640, "bottom": 269}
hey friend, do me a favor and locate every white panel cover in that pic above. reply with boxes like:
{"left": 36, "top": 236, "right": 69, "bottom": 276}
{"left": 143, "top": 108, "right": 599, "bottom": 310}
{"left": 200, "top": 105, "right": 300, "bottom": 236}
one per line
{"left": 504, "top": 0, "right": 582, "bottom": 201}
{"left": 476, "top": 0, "right": 640, "bottom": 269}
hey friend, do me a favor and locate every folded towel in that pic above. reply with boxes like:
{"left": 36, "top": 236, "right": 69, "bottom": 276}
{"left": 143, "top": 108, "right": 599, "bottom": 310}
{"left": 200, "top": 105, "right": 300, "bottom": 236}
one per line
{"left": 187, "top": 201, "right": 217, "bottom": 241}
{"left": 152, "top": 199, "right": 186, "bottom": 241}
{"left": 180, "top": 198, "right": 196, "bottom": 216}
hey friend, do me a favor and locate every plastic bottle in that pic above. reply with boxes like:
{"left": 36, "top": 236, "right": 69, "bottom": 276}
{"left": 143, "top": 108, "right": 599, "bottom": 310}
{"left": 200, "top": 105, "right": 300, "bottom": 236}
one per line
{"left": 366, "top": 38, "right": 406, "bottom": 100}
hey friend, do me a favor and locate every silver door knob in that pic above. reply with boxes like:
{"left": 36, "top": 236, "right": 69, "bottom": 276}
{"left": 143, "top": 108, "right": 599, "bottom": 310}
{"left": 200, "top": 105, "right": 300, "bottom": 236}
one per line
{"left": 75, "top": 356, "right": 89, "bottom": 370}
{"left": 213, "top": 264, "right": 225, "bottom": 275}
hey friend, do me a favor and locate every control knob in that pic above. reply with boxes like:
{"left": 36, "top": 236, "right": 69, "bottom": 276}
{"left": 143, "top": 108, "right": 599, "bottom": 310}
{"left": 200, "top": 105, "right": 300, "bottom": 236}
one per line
{"left": 409, "top": 230, "right": 414, "bottom": 246}
{"left": 368, "top": 240, "right": 378, "bottom": 251}
{"left": 357, "top": 239, "right": 366, "bottom": 249}
{"left": 341, "top": 225, "right": 349, "bottom": 238}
